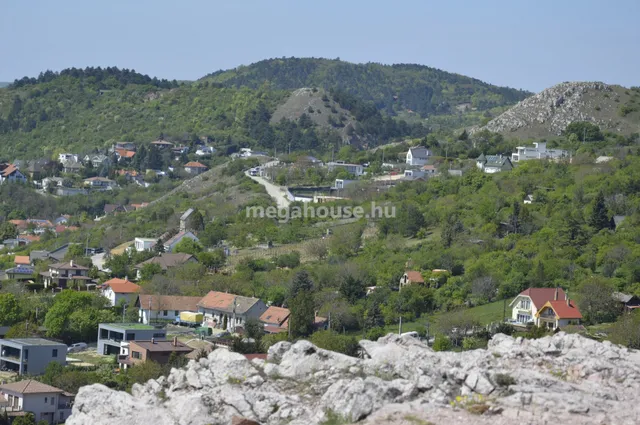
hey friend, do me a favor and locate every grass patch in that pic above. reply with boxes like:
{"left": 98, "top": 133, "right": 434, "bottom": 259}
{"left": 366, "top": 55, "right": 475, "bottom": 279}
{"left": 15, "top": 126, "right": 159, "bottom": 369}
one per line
{"left": 403, "top": 415, "right": 434, "bottom": 425}
{"left": 320, "top": 409, "right": 350, "bottom": 425}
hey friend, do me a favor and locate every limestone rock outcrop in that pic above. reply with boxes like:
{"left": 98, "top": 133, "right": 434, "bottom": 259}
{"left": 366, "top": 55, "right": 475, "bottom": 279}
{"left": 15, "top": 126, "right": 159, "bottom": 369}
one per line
{"left": 68, "top": 333, "right": 640, "bottom": 425}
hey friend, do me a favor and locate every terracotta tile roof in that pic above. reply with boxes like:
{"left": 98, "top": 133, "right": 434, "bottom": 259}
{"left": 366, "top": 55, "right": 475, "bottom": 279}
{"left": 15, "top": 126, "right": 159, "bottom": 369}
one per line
{"left": 0, "top": 380, "right": 65, "bottom": 394}
{"left": 1, "top": 164, "right": 19, "bottom": 177}
{"left": 14, "top": 256, "right": 30, "bottom": 265}
{"left": 116, "top": 149, "right": 136, "bottom": 158}
{"left": 55, "top": 225, "right": 79, "bottom": 234}
{"left": 22, "top": 235, "right": 40, "bottom": 243}
{"left": 184, "top": 161, "right": 207, "bottom": 168}
{"left": 136, "top": 294, "right": 202, "bottom": 311}
{"left": 517, "top": 288, "right": 566, "bottom": 310}
{"left": 260, "top": 306, "right": 290, "bottom": 326}
{"left": 197, "top": 291, "right": 262, "bottom": 314}
{"left": 539, "top": 300, "right": 583, "bottom": 319}
{"left": 404, "top": 271, "right": 424, "bottom": 283}
{"left": 104, "top": 278, "right": 141, "bottom": 294}
{"left": 9, "top": 220, "right": 27, "bottom": 229}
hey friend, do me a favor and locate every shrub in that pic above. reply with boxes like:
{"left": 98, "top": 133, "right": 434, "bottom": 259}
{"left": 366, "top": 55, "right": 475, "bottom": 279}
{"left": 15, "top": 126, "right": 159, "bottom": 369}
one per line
{"left": 494, "top": 322, "right": 515, "bottom": 336}
{"left": 432, "top": 334, "right": 452, "bottom": 351}
{"left": 366, "top": 327, "right": 386, "bottom": 341}
{"left": 493, "top": 373, "right": 516, "bottom": 387}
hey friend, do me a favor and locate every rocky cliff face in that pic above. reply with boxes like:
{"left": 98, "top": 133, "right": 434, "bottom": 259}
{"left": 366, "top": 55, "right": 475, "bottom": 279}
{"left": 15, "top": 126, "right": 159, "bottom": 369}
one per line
{"left": 68, "top": 333, "right": 640, "bottom": 425}
{"left": 477, "top": 82, "right": 636, "bottom": 138}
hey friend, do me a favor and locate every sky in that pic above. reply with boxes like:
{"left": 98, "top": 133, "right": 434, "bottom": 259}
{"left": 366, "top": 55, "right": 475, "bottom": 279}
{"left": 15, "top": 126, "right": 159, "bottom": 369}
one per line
{"left": 1, "top": 0, "right": 638, "bottom": 92}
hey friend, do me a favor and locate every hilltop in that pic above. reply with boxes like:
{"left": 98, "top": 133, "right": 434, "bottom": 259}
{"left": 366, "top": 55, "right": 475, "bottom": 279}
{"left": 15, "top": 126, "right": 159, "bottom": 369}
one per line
{"left": 68, "top": 333, "right": 640, "bottom": 425}
{"left": 478, "top": 82, "right": 640, "bottom": 138}
{"left": 203, "top": 57, "right": 532, "bottom": 117}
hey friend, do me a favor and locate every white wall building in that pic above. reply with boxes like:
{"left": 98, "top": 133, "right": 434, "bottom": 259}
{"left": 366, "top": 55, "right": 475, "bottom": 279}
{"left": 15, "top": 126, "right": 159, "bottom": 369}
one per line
{"left": 134, "top": 237, "right": 157, "bottom": 252}
{"left": 405, "top": 147, "right": 432, "bottom": 166}
{"left": 511, "top": 142, "right": 569, "bottom": 163}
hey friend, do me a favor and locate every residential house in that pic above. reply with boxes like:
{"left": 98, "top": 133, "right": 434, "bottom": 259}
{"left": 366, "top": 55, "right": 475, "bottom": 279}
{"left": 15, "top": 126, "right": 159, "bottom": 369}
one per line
{"left": 476, "top": 154, "right": 513, "bottom": 174}
{"left": 509, "top": 287, "right": 567, "bottom": 325}
{"left": 83, "top": 154, "right": 110, "bottom": 168}
{"left": 172, "top": 145, "right": 189, "bottom": 157}
{"left": 134, "top": 253, "right": 198, "bottom": 279}
{"left": 14, "top": 256, "right": 31, "bottom": 267}
{"left": 399, "top": 271, "right": 424, "bottom": 288}
{"left": 115, "top": 149, "right": 136, "bottom": 162}
{"left": 595, "top": 156, "right": 613, "bottom": 164}
{"left": 134, "top": 237, "right": 157, "bottom": 252}
{"left": 97, "top": 323, "right": 166, "bottom": 356}
{"left": 405, "top": 146, "right": 432, "bottom": 166}
{"left": 29, "top": 250, "right": 50, "bottom": 264}
{"left": 136, "top": 294, "right": 203, "bottom": 325}
{"left": 84, "top": 177, "right": 116, "bottom": 189}
{"left": 118, "top": 337, "right": 192, "bottom": 370}
{"left": 101, "top": 278, "right": 141, "bottom": 307}
{"left": 0, "top": 164, "right": 27, "bottom": 184}
{"left": 259, "top": 306, "right": 290, "bottom": 334}
{"left": 535, "top": 296, "right": 582, "bottom": 330}
{"left": 164, "top": 231, "right": 199, "bottom": 252}
{"left": 421, "top": 164, "right": 439, "bottom": 176}
{"left": 103, "top": 204, "right": 126, "bottom": 215}
{"left": 57, "top": 187, "right": 88, "bottom": 196}
{"left": 0, "top": 380, "right": 74, "bottom": 424}
{"left": 179, "top": 208, "right": 195, "bottom": 232}
{"left": 523, "top": 194, "right": 534, "bottom": 204}
{"left": 42, "top": 177, "right": 64, "bottom": 191}
{"left": 61, "top": 160, "right": 84, "bottom": 174}
{"left": 511, "top": 142, "right": 568, "bottom": 163}
{"left": 117, "top": 169, "right": 140, "bottom": 182}
{"left": 334, "top": 179, "right": 357, "bottom": 190}
{"left": 327, "top": 161, "right": 364, "bottom": 177}
{"left": 4, "top": 266, "right": 34, "bottom": 282}
{"left": 403, "top": 169, "right": 427, "bottom": 179}
{"left": 114, "top": 142, "right": 136, "bottom": 152}
{"left": 58, "top": 153, "right": 79, "bottom": 163}
{"left": 195, "top": 146, "right": 216, "bottom": 157}
{"left": 612, "top": 292, "right": 640, "bottom": 312}
{"left": 197, "top": 291, "right": 268, "bottom": 332}
{"left": 40, "top": 261, "right": 92, "bottom": 289}
{"left": 19, "top": 159, "right": 57, "bottom": 180}
{"left": 0, "top": 338, "right": 66, "bottom": 375}
{"left": 53, "top": 215, "right": 71, "bottom": 226}
{"left": 54, "top": 225, "right": 79, "bottom": 235}
{"left": 150, "top": 140, "right": 174, "bottom": 150}
{"left": 613, "top": 215, "right": 626, "bottom": 230}
{"left": 47, "top": 243, "right": 78, "bottom": 262}
{"left": 184, "top": 161, "right": 208, "bottom": 175}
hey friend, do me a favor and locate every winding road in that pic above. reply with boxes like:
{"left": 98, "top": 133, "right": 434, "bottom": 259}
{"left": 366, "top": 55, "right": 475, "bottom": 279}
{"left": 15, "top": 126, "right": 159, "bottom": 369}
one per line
{"left": 245, "top": 170, "right": 293, "bottom": 209}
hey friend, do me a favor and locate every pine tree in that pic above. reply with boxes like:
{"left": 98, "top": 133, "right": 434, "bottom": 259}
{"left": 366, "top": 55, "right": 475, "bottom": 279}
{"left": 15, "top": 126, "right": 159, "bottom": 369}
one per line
{"left": 589, "top": 191, "right": 610, "bottom": 231}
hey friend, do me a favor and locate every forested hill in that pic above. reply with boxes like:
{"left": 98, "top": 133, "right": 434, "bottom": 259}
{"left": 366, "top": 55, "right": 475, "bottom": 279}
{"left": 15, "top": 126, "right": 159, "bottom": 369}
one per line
{"left": 0, "top": 66, "right": 428, "bottom": 158}
{"left": 203, "top": 57, "right": 532, "bottom": 117}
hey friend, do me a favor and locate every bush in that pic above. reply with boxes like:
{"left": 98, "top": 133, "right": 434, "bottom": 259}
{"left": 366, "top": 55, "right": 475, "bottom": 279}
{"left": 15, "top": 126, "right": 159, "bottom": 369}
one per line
{"left": 432, "top": 334, "right": 452, "bottom": 351}
{"left": 462, "top": 337, "right": 486, "bottom": 350}
{"left": 524, "top": 325, "right": 547, "bottom": 339}
{"left": 494, "top": 322, "right": 515, "bottom": 336}
{"left": 311, "top": 330, "right": 359, "bottom": 357}
{"left": 366, "top": 327, "right": 386, "bottom": 341}
{"left": 493, "top": 373, "right": 516, "bottom": 387}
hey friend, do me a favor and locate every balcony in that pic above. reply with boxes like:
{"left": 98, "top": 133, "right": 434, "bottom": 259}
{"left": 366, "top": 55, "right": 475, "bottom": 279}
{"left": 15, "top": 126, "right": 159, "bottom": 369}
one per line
{"left": 58, "top": 402, "right": 73, "bottom": 410}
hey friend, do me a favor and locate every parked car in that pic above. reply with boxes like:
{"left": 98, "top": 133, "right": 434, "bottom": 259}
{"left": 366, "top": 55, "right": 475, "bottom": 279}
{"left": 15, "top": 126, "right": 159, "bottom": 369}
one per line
{"left": 67, "top": 342, "right": 88, "bottom": 353}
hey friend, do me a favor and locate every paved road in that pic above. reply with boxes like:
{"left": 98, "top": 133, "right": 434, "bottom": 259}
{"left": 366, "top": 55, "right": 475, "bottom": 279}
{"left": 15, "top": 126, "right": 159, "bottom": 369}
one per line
{"left": 245, "top": 171, "right": 292, "bottom": 209}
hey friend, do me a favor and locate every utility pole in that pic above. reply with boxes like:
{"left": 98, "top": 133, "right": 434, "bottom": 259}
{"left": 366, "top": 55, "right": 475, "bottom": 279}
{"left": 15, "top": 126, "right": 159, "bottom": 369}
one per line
{"left": 328, "top": 312, "right": 331, "bottom": 331}
{"left": 398, "top": 316, "right": 403, "bottom": 335}
{"left": 122, "top": 303, "right": 126, "bottom": 323}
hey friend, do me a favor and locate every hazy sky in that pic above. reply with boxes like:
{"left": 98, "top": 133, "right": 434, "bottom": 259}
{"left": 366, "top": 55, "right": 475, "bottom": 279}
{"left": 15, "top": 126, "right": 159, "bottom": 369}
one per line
{"left": 2, "top": 0, "right": 638, "bottom": 92}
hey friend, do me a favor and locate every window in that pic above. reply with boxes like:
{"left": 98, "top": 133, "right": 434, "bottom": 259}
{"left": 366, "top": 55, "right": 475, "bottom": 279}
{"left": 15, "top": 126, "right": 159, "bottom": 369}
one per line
{"left": 132, "top": 351, "right": 141, "bottom": 359}
{"left": 163, "top": 310, "right": 168, "bottom": 316}
{"left": 174, "top": 310, "right": 179, "bottom": 316}
{"left": 52, "top": 349, "right": 58, "bottom": 357}
{"left": 60, "top": 412, "right": 64, "bottom": 421}
{"left": 24, "top": 349, "right": 28, "bottom": 359}
{"left": 45, "top": 397, "right": 48, "bottom": 403}
{"left": 51, "top": 397, "right": 55, "bottom": 405}
{"left": 153, "top": 333, "right": 164, "bottom": 338}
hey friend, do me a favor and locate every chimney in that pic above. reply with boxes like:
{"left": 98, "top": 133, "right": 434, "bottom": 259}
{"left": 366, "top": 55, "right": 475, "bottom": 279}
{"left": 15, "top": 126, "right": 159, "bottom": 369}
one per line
{"left": 554, "top": 287, "right": 558, "bottom": 301}
{"left": 70, "top": 260, "right": 74, "bottom": 268}
{"left": 152, "top": 337, "right": 155, "bottom": 344}
{"left": 173, "top": 336, "right": 177, "bottom": 347}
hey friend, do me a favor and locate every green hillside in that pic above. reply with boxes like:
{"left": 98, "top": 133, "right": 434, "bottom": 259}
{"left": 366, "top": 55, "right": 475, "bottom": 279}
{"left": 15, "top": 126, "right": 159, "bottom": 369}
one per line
{"left": 203, "top": 57, "right": 532, "bottom": 117}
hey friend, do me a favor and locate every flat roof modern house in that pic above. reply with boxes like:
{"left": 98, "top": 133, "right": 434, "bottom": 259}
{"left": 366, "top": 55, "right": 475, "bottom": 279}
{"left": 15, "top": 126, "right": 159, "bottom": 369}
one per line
{"left": 0, "top": 338, "right": 66, "bottom": 375}
{"left": 97, "top": 323, "right": 166, "bottom": 356}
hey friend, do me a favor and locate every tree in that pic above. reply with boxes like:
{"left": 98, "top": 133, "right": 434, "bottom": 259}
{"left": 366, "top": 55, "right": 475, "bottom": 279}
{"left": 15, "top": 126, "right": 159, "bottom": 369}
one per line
{"left": 564, "top": 121, "right": 603, "bottom": 141}
{"left": 609, "top": 311, "right": 640, "bottom": 349}
{"left": 589, "top": 191, "right": 610, "bottom": 231}
{"left": 329, "top": 222, "right": 364, "bottom": 258}
{"left": 441, "top": 214, "right": 463, "bottom": 248}
{"left": 64, "top": 243, "right": 85, "bottom": 261}
{"left": 198, "top": 249, "right": 226, "bottom": 272}
{"left": 339, "top": 275, "right": 365, "bottom": 304}
{"left": 104, "top": 253, "right": 130, "bottom": 278}
{"left": 276, "top": 251, "right": 301, "bottom": 269}
{"left": 577, "top": 278, "right": 621, "bottom": 324}
{"left": 0, "top": 293, "right": 22, "bottom": 325}
{"left": 187, "top": 210, "right": 205, "bottom": 232}
{"left": 44, "top": 291, "right": 112, "bottom": 341}
{"left": 154, "top": 239, "right": 165, "bottom": 254}
{"left": 310, "top": 331, "right": 359, "bottom": 356}
{"left": 288, "top": 271, "right": 315, "bottom": 337}
{"left": 140, "top": 262, "right": 163, "bottom": 281}
{"left": 305, "top": 238, "right": 328, "bottom": 260}
{"left": 472, "top": 276, "right": 497, "bottom": 303}
{"left": 174, "top": 238, "right": 203, "bottom": 255}
{"left": 244, "top": 317, "right": 264, "bottom": 342}
{"left": 432, "top": 334, "right": 452, "bottom": 351}
{"left": 0, "top": 222, "right": 17, "bottom": 241}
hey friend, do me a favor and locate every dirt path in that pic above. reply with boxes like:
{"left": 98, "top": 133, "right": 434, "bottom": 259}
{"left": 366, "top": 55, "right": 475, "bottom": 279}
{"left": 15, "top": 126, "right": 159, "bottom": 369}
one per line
{"left": 245, "top": 171, "right": 293, "bottom": 209}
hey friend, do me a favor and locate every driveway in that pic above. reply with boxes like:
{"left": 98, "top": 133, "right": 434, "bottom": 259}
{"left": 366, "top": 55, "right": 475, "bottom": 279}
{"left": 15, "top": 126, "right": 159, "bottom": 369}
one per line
{"left": 245, "top": 171, "right": 292, "bottom": 209}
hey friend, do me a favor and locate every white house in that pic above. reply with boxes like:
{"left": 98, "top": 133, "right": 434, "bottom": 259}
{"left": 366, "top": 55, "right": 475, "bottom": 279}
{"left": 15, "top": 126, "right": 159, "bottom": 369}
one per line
{"left": 164, "top": 231, "right": 199, "bottom": 252}
{"left": 134, "top": 237, "right": 157, "bottom": 252}
{"left": 0, "top": 380, "right": 74, "bottom": 425}
{"left": 136, "top": 294, "right": 202, "bottom": 324}
{"left": 197, "top": 291, "right": 268, "bottom": 332}
{"left": 476, "top": 154, "right": 513, "bottom": 174}
{"left": 101, "top": 278, "right": 141, "bottom": 307}
{"left": 523, "top": 194, "right": 534, "bottom": 204}
{"left": 511, "top": 142, "right": 569, "bottom": 163}
{"left": 58, "top": 153, "right": 79, "bottom": 163}
{"left": 509, "top": 287, "right": 566, "bottom": 325}
{"left": 195, "top": 146, "right": 216, "bottom": 157}
{"left": 406, "top": 147, "right": 432, "bottom": 166}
